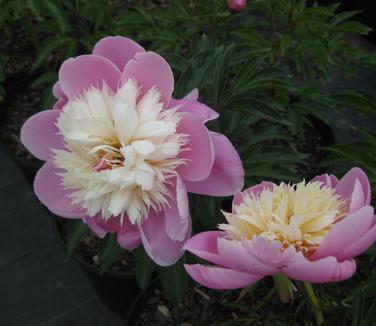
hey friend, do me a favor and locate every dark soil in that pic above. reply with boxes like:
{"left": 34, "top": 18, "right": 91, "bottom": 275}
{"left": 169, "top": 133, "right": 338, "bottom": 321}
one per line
{"left": 131, "top": 279, "right": 307, "bottom": 326}
{"left": 55, "top": 217, "right": 136, "bottom": 273}
{"left": 133, "top": 284, "right": 247, "bottom": 326}
{"left": 0, "top": 24, "right": 36, "bottom": 77}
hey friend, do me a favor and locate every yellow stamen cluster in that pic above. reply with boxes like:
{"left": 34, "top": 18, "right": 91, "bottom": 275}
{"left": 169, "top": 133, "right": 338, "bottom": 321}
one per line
{"left": 220, "top": 181, "right": 347, "bottom": 255}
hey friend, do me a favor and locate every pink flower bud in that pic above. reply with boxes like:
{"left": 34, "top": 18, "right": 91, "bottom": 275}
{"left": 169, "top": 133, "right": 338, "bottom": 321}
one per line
{"left": 227, "top": 0, "right": 247, "bottom": 12}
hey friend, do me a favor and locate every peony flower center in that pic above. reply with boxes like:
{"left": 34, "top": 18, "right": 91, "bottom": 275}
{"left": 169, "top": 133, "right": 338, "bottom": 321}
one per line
{"left": 219, "top": 182, "right": 348, "bottom": 256}
{"left": 54, "top": 79, "right": 187, "bottom": 224}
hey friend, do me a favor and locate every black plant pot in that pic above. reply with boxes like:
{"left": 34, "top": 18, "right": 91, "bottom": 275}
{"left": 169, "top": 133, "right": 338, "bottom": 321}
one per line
{"left": 51, "top": 216, "right": 141, "bottom": 317}
{"left": 124, "top": 283, "right": 157, "bottom": 326}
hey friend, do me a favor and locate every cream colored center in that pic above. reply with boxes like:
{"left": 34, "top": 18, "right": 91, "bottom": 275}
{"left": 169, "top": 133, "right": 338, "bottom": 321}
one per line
{"left": 54, "top": 79, "right": 187, "bottom": 224}
{"left": 220, "top": 181, "right": 347, "bottom": 255}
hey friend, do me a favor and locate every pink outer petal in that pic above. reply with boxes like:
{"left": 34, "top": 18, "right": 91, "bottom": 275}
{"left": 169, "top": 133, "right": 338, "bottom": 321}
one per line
{"left": 184, "top": 264, "right": 263, "bottom": 290}
{"left": 169, "top": 89, "right": 219, "bottom": 123}
{"left": 59, "top": 54, "right": 121, "bottom": 100}
{"left": 164, "top": 174, "right": 190, "bottom": 242}
{"left": 20, "top": 110, "right": 65, "bottom": 161}
{"left": 183, "top": 88, "right": 198, "bottom": 101}
{"left": 138, "top": 209, "right": 192, "bottom": 266}
{"left": 282, "top": 251, "right": 356, "bottom": 283}
{"left": 311, "top": 173, "right": 339, "bottom": 189}
{"left": 184, "top": 132, "right": 244, "bottom": 196}
{"left": 218, "top": 238, "right": 281, "bottom": 275}
{"left": 122, "top": 51, "right": 173, "bottom": 106}
{"left": 53, "top": 98, "right": 67, "bottom": 110}
{"left": 336, "top": 219, "right": 376, "bottom": 260}
{"left": 335, "top": 167, "right": 371, "bottom": 212}
{"left": 183, "top": 231, "right": 228, "bottom": 266}
{"left": 311, "top": 206, "right": 375, "bottom": 260}
{"left": 217, "top": 237, "right": 289, "bottom": 276}
{"left": 117, "top": 222, "right": 142, "bottom": 251}
{"left": 53, "top": 81, "right": 66, "bottom": 99}
{"left": 232, "top": 181, "right": 274, "bottom": 211}
{"left": 83, "top": 216, "right": 107, "bottom": 239}
{"left": 176, "top": 112, "right": 215, "bottom": 182}
{"left": 94, "top": 215, "right": 122, "bottom": 233}
{"left": 92, "top": 36, "right": 145, "bottom": 71}
{"left": 34, "top": 162, "right": 86, "bottom": 218}
{"left": 347, "top": 179, "right": 366, "bottom": 213}
{"left": 52, "top": 82, "right": 67, "bottom": 110}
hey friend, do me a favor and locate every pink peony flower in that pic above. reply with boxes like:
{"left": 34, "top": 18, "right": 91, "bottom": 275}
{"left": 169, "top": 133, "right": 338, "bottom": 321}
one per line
{"left": 227, "top": 0, "right": 247, "bottom": 12}
{"left": 184, "top": 168, "right": 376, "bottom": 288}
{"left": 20, "top": 36, "right": 244, "bottom": 266}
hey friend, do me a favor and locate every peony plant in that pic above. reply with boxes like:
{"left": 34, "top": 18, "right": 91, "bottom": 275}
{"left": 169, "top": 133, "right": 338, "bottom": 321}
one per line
{"left": 184, "top": 168, "right": 376, "bottom": 324}
{"left": 20, "top": 36, "right": 244, "bottom": 266}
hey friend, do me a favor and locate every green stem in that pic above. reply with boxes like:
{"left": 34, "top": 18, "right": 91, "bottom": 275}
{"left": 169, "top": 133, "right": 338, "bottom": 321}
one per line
{"left": 273, "top": 273, "right": 294, "bottom": 303}
{"left": 304, "top": 282, "right": 324, "bottom": 326}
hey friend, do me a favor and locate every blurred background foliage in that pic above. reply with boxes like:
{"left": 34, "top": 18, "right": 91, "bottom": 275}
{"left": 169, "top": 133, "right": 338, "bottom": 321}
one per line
{"left": 0, "top": 0, "right": 375, "bottom": 323}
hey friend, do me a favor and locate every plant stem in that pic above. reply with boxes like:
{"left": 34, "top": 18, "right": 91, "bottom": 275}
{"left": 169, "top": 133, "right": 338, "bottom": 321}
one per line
{"left": 304, "top": 282, "right": 324, "bottom": 326}
{"left": 273, "top": 274, "right": 294, "bottom": 303}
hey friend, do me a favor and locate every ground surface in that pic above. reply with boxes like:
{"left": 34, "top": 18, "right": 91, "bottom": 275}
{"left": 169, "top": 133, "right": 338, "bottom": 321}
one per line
{"left": 0, "top": 150, "right": 122, "bottom": 326}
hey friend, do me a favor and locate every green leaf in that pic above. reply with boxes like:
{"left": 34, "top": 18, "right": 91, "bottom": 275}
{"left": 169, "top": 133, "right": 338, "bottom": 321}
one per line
{"left": 364, "top": 244, "right": 376, "bottom": 257}
{"left": 158, "top": 260, "right": 188, "bottom": 303}
{"left": 333, "top": 21, "right": 372, "bottom": 35}
{"left": 191, "top": 195, "right": 224, "bottom": 228}
{"left": 27, "top": 0, "right": 43, "bottom": 20}
{"left": 364, "top": 297, "right": 376, "bottom": 325}
{"left": 30, "top": 71, "right": 57, "bottom": 88}
{"left": 98, "top": 234, "right": 123, "bottom": 273}
{"left": 65, "top": 219, "right": 88, "bottom": 261}
{"left": 43, "top": 0, "right": 68, "bottom": 34}
{"left": 322, "top": 144, "right": 376, "bottom": 176}
{"left": 135, "top": 246, "right": 156, "bottom": 290}
{"left": 247, "top": 163, "right": 300, "bottom": 182}
{"left": 34, "top": 36, "right": 71, "bottom": 68}
{"left": 327, "top": 10, "right": 362, "bottom": 31}
{"left": 362, "top": 275, "right": 376, "bottom": 298}
{"left": 247, "top": 125, "right": 290, "bottom": 146}
{"left": 331, "top": 90, "right": 376, "bottom": 117}
{"left": 351, "top": 288, "right": 365, "bottom": 326}
{"left": 63, "top": 38, "right": 77, "bottom": 59}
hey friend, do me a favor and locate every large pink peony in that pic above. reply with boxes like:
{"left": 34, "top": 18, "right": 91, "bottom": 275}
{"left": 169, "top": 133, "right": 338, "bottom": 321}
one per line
{"left": 20, "top": 36, "right": 244, "bottom": 266}
{"left": 184, "top": 168, "right": 376, "bottom": 288}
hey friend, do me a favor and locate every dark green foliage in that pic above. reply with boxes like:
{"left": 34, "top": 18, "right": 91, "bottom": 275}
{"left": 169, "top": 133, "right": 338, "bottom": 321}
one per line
{"left": 65, "top": 219, "right": 88, "bottom": 261}
{"left": 98, "top": 233, "right": 124, "bottom": 273}
{"left": 321, "top": 128, "right": 376, "bottom": 196}
{"left": 135, "top": 246, "right": 156, "bottom": 291}
{"left": 157, "top": 260, "right": 188, "bottom": 303}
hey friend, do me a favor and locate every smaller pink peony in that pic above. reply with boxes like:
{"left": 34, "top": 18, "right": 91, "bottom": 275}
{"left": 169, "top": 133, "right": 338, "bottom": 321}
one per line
{"left": 184, "top": 168, "right": 376, "bottom": 289}
{"left": 20, "top": 36, "right": 244, "bottom": 266}
{"left": 227, "top": 0, "right": 247, "bottom": 12}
